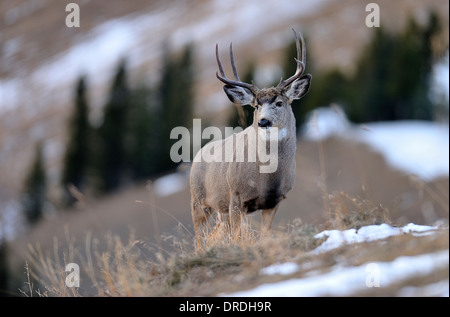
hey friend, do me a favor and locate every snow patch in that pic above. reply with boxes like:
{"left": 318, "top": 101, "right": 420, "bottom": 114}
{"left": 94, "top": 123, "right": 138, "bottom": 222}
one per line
{"left": 356, "top": 121, "right": 449, "bottom": 181}
{"left": 260, "top": 262, "right": 299, "bottom": 276}
{"left": 250, "top": 222, "right": 445, "bottom": 297}
{"left": 302, "top": 105, "right": 351, "bottom": 141}
{"left": 302, "top": 106, "right": 449, "bottom": 181}
{"left": 153, "top": 173, "right": 187, "bottom": 197}
{"left": 313, "top": 223, "right": 438, "bottom": 254}
{"left": 224, "top": 250, "right": 449, "bottom": 297}
{"left": 398, "top": 280, "right": 450, "bottom": 297}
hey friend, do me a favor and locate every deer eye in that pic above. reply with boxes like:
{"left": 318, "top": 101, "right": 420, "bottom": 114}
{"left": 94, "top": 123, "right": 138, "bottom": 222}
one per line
{"left": 276, "top": 101, "right": 283, "bottom": 107}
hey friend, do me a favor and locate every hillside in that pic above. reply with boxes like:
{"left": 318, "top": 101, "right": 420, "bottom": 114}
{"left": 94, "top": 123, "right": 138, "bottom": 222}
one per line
{"left": 0, "top": 0, "right": 449, "bottom": 297}
{"left": 20, "top": 219, "right": 449, "bottom": 297}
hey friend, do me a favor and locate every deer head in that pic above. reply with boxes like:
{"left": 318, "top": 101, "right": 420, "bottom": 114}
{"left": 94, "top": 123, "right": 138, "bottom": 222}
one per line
{"left": 216, "top": 29, "right": 312, "bottom": 131}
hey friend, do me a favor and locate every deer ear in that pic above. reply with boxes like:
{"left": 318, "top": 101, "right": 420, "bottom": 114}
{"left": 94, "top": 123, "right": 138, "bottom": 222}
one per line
{"left": 223, "top": 85, "right": 254, "bottom": 105}
{"left": 285, "top": 74, "right": 312, "bottom": 102}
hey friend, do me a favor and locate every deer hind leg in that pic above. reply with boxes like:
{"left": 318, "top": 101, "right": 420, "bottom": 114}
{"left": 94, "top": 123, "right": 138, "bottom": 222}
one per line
{"left": 261, "top": 203, "right": 280, "bottom": 235}
{"left": 191, "top": 199, "right": 212, "bottom": 250}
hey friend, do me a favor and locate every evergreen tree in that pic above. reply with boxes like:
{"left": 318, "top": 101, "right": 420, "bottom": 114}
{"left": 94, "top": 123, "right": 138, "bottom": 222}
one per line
{"left": 0, "top": 240, "right": 8, "bottom": 294}
{"left": 155, "top": 46, "right": 179, "bottom": 172}
{"left": 157, "top": 44, "right": 196, "bottom": 170}
{"left": 96, "top": 59, "right": 131, "bottom": 193}
{"left": 278, "top": 12, "right": 442, "bottom": 126}
{"left": 61, "top": 76, "right": 90, "bottom": 206}
{"left": 21, "top": 143, "right": 46, "bottom": 225}
{"left": 177, "top": 44, "right": 195, "bottom": 127}
{"left": 348, "top": 11, "right": 441, "bottom": 123}
{"left": 125, "top": 86, "right": 156, "bottom": 179}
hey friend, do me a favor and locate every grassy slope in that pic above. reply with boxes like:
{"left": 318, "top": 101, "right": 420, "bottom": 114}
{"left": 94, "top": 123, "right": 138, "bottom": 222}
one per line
{"left": 21, "top": 200, "right": 448, "bottom": 297}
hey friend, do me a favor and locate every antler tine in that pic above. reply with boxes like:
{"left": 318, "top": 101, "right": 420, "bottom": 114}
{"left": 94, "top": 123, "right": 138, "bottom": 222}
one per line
{"left": 229, "top": 43, "right": 241, "bottom": 81}
{"left": 296, "top": 28, "right": 306, "bottom": 67}
{"left": 278, "top": 29, "right": 306, "bottom": 89}
{"left": 216, "top": 43, "right": 226, "bottom": 77}
{"left": 215, "top": 43, "right": 257, "bottom": 92}
{"left": 300, "top": 29, "right": 306, "bottom": 66}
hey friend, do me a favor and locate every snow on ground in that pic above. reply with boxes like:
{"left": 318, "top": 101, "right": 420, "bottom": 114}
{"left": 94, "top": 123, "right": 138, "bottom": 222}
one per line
{"left": 302, "top": 106, "right": 449, "bottom": 181}
{"left": 224, "top": 223, "right": 448, "bottom": 297}
{"left": 153, "top": 172, "right": 187, "bottom": 197}
{"left": 398, "top": 280, "right": 449, "bottom": 297}
{"left": 225, "top": 250, "right": 448, "bottom": 297}
{"left": 356, "top": 121, "right": 449, "bottom": 181}
{"left": 313, "top": 223, "right": 438, "bottom": 254}
{"left": 260, "top": 262, "right": 300, "bottom": 276}
{"left": 302, "top": 105, "right": 352, "bottom": 141}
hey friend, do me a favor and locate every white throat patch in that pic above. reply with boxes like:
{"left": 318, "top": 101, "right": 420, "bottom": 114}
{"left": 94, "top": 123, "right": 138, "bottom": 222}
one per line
{"left": 258, "top": 127, "right": 288, "bottom": 142}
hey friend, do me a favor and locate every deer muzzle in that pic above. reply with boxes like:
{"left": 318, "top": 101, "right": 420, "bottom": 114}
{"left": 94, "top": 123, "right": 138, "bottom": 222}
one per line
{"left": 258, "top": 118, "right": 272, "bottom": 129}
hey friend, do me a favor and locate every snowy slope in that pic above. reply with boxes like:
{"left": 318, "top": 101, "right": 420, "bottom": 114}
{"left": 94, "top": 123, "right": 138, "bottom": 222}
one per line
{"left": 224, "top": 223, "right": 449, "bottom": 297}
{"left": 226, "top": 251, "right": 448, "bottom": 296}
{"left": 356, "top": 121, "right": 449, "bottom": 181}
{"left": 302, "top": 107, "right": 449, "bottom": 181}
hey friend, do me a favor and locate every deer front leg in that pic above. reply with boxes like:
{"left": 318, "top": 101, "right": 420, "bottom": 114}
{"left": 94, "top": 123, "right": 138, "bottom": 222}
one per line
{"left": 229, "top": 194, "right": 243, "bottom": 241}
{"left": 191, "top": 199, "right": 212, "bottom": 250}
{"left": 217, "top": 212, "right": 230, "bottom": 231}
{"left": 261, "top": 203, "right": 279, "bottom": 234}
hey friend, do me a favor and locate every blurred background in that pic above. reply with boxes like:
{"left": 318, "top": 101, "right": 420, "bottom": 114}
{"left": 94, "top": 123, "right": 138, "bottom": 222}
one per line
{"left": 0, "top": 0, "right": 448, "bottom": 295}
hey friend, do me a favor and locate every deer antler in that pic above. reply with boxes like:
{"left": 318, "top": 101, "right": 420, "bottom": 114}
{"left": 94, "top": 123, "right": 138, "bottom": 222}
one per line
{"left": 216, "top": 43, "right": 258, "bottom": 93}
{"left": 277, "top": 29, "right": 306, "bottom": 90}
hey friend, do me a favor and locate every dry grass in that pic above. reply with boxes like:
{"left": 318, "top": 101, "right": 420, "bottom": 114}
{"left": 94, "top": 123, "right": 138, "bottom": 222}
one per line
{"left": 328, "top": 191, "right": 391, "bottom": 230}
{"left": 19, "top": 211, "right": 319, "bottom": 296}
{"left": 20, "top": 191, "right": 448, "bottom": 297}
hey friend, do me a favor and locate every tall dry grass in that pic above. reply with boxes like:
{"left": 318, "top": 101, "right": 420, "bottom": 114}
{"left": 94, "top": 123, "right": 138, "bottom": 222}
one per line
{"left": 20, "top": 209, "right": 327, "bottom": 296}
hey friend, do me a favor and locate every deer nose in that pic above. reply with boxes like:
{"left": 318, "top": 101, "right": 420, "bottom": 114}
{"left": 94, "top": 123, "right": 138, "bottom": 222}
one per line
{"left": 258, "top": 118, "right": 272, "bottom": 129}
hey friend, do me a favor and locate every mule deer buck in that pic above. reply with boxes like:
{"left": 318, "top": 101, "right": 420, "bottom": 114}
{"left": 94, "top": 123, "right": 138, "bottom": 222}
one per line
{"left": 190, "top": 29, "right": 312, "bottom": 248}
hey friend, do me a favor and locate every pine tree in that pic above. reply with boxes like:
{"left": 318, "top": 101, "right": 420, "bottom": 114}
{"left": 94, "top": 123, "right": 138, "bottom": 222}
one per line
{"left": 96, "top": 59, "right": 131, "bottom": 193}
{"left": 177, "top": 44, "right": 195, "bottom": 128}
{"left": 156, "top": 44, "right": 196, "bottom": 170}
{"left": 21, "top": 143, "right": 46, "bottom": 225}
{"left": 0, "top": 240, "right": 8, "bottom": 294}
{"left": 61, "top": 76, "right": 90, "bottom": 206}
{"left": 348, "top": 12, "right": 441, "bottom": 123}
{"left": 125, "top": 86, "right": 156, "bottom": 179}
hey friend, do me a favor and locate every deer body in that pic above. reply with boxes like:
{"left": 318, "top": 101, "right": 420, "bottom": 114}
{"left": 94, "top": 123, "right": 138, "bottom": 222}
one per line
{"left": 190, "top": 30, "right": 311, "bottom": 247}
